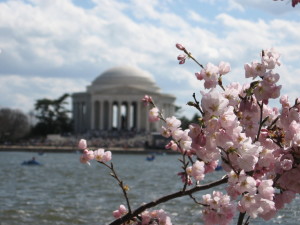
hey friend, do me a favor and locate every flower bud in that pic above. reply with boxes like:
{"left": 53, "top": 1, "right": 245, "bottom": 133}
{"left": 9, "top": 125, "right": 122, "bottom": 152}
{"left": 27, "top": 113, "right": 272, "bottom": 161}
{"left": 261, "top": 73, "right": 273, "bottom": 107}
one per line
{"left": 176, "top": 43, "right": 185, "bottom": 51}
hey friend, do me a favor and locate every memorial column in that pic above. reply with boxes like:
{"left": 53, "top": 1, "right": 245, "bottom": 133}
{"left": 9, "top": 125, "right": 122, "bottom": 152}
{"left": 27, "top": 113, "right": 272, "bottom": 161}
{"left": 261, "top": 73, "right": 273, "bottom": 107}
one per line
{"left": 108, "top": 101, "right": 112, "bottom": 130}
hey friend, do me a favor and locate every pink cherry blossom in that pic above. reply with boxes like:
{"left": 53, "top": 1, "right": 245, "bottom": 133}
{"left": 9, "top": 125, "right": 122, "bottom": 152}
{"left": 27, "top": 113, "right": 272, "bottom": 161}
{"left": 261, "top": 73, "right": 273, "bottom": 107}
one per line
{"left": 261, "top": 48, "right": 280, "bottom": 70}
{"left": 161, "top": 126, "right": 171, "bottom": 138}
{"left": 80, "top": 149, "right": 95, "bottom": 165}
{"left": 191, "top": 161, "right": 205, "bottom": 181}
{"left": 237, "top": 153, "right": 258, "bottom": 172}
{"left": 79, "top": 154, "right": 90, "bottom": 165}
{"left": 149, "top": 107, "right": 160, "bottom": 122}
{"left": 223, "top": 82, "right": 242, "bottom": 106}
{"left": 197, "top": 63, "right": 220, "bottom": 89}
{"left": 258, "top": 180, "right": 274, "bottom": 200}
{"left": 186, "top": 160, "right": 205, "bottom": 181}
{"left": 94, "top": 148, "right": 112, "bottom": 162}
{"left": 141, "top": 209, "right": 172, "bottom": 225}
{"left": 219, "top": 61, "right": 231, "bottom": 75}
{"left": 189, "top": 123, "right": 206, "bottom": 147}
{"left": 78, "top": 139, "right": 87, "bottom": 150}
{"left": 202, "top": 191, "right": 236, "bottom": 225}
{"left": 204, "top": 160, "right": 219, "bottom": 173}
{"left": 166, "top": 116, "right": 181, "bottom": 131}
{"left": 165, "top": 140, "right": 178, "bottom": 151}
{"left": 277, "top": 166, "right": 300, "bottom": 193}
{"left": 219, "top": 106, "right": 238, "bottom": 129}
{"left": 142, "top": 95, "right": 153, "bottom": 106}
{"left": 280, "top": 158, "right": 293, "bottom": 171}
{"left": 171, "top": 128, "right": 184, "bottom": 142}
{"left": 292, "top": 0, "right": 300, "bottom": 7}
{"left": 179, "top": 129, "right": 192, "bottom": 151}
{"left": 244, "top": 61, "right": 266, "bottom": 79}
{"left": 177, "top": 54, "right": 186, "bottom": 64}
{"left": 280, "top": 94, "right": 290, "bottom": 108}
{"left": 201, "top": 89, "right": 229, "bottom": 117}
{"left": 236, "top": 174, "right": 257, "bottom": 195}
{"left": 175, "top": 43, "right": 185, "bottom": 51}
{"left": 113, "top": 205, "right": 127, "bottom": 219}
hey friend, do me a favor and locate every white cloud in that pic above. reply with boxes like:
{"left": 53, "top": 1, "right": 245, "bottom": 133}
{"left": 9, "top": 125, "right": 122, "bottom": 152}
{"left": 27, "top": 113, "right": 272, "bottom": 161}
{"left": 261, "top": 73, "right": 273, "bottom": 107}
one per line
{"left": 231, "top": 0, "right": 300, "bottom": 14}
{"left": 0, "top": 0, "right": 299, "bottom": 119}
{"left": 199, "top": 0, "right": 300, "bottom": 14}
{"left": 0, "top": 75, "right": 88, "bottom": 113}
{"left": 187, "top": 10, "right": 209, "bottom": 23}
{"left": 227, "top": 0, "right": 244, "bottom": 12}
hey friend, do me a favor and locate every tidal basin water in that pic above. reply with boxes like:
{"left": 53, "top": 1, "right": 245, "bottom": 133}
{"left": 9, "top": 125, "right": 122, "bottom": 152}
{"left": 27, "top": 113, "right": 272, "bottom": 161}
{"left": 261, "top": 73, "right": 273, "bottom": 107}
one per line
{"left": 1, "top": 151, "right": 300, "bottom": 225}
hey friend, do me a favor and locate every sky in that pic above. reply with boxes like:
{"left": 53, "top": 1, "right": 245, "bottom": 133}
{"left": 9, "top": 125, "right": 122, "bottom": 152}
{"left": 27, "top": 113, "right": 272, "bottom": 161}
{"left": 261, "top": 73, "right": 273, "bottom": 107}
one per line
{"left": 0, "top": 0, "right": 299, "bottom": 119}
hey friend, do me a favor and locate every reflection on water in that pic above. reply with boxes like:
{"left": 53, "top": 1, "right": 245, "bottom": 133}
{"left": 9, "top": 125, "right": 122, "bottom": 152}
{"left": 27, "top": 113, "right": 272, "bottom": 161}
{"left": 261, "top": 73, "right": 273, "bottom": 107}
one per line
{"left": 0, "top": 152, "right": 300, "bottom": 225}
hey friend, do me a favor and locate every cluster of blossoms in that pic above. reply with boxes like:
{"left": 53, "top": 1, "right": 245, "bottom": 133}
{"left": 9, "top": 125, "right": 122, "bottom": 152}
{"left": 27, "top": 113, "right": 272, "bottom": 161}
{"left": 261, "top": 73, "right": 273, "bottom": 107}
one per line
{"left": 141, "top": 209, "right": 172, "bottom": 225}
{"left": 202, "top": 191, "right": 236, "bottom": 225}
{"left": 113, "top": 205, "right": 127, "bottom": 219}
{"left": 145, "top": 44, "right": 300, "bottom": 224}
{"left": 112, "top": 205, "right": 172, "bottom": 225}
{"left": 79, "top": 138, "right": 172, "bottom": 225}
{"left": 79, "top": 43, "right": 300, "bottom": 225}
{"left": 78, "top": 139, "right": 112, "bottom": 165}
{"left": 195, "top": 61, "right": 230, "bottom": 89}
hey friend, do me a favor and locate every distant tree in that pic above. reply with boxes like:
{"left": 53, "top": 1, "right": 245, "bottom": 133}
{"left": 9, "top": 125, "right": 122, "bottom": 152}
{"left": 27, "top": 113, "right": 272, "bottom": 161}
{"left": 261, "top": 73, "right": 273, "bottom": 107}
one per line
{"left": 0, "top": 108, "right": 30, "bottom": 142}
{"left": 180, "top": 113, "right": 200, "bottom": 129}
{"left": 32, "top": 93, "right": 73, "bottom": 136}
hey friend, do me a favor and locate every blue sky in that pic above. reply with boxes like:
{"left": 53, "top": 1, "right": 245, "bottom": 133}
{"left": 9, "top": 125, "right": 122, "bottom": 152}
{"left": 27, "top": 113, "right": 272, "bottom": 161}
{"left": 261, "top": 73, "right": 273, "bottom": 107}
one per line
{"left": 0, "top": 0, "right": 299, "bottom": 119}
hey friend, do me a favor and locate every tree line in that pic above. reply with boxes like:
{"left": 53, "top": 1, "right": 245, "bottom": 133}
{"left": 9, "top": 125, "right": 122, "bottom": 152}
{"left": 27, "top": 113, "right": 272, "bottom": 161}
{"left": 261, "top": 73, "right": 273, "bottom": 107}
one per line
{"left": 0, "top": 93, "right": 72, "bottom": 143}
{"left": 0, "top": 93, "right": 198, "bottom": 143}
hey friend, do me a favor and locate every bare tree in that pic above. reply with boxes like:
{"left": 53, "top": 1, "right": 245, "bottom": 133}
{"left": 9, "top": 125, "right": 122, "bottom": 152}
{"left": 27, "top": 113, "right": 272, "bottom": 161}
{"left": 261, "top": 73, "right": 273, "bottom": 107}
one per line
{"left": 0, "top": 108, "right": 30, "bottom": 142}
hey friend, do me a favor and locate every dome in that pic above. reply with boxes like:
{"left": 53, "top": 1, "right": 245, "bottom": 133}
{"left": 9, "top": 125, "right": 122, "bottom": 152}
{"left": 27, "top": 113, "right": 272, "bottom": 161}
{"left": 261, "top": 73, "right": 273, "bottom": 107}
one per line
{"left": 91, "top": 66, "right": 161, "bottom": 93}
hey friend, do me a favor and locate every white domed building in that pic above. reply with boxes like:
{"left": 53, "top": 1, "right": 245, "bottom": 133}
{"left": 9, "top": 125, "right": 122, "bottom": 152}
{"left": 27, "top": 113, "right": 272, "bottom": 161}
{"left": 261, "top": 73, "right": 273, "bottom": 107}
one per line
{"left": 72, "top": 66, "right": 176, "bottom": 134}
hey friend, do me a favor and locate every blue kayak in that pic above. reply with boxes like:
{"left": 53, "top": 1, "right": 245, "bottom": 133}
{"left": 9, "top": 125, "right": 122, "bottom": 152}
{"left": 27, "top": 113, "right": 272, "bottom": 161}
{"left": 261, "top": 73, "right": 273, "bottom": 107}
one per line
{"left": 21, "top": 159, "right": 41, "bottom": 166}
{"left": 146, "top": 154, "right": 155, "bottom": 161}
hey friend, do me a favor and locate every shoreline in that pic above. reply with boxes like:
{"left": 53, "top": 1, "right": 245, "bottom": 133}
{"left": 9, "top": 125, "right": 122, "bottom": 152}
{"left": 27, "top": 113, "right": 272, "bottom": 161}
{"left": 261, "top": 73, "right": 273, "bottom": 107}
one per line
{"left": 0, "top": 145, "right": 176, "bottom": 154}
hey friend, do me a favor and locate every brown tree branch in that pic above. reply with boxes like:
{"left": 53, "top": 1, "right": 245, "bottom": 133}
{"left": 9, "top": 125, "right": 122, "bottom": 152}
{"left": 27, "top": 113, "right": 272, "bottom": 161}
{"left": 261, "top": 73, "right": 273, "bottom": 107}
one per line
{"left": 109, "top": 176, "right": 228, "bottom": 225}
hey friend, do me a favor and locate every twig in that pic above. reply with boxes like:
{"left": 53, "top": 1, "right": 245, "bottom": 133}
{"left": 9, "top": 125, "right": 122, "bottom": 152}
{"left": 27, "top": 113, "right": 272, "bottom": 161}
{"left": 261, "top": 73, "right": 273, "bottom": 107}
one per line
{"left": 254, "top": 101, "right": 264, "bottom": 142}
{"left": 237, "top": 212, "right": 246, "bottom": 225}
{"left": 191, "top": 93, "right": 204, "bottom": 116}
{"left": 182, "top": 49, "right": 204, "bottom": 69}
{"left": 188, "top": 193, "right": 208, "bottom": 207}
{"left": 244, "top": 215, "right": 250, "bottom": 225}
{"left": 150, "top": 99, "right": 167, "bottom": 123}
{"left": 181, "top": 153, "right": 189, "bottom": 192}
{"left": 218, "top": 146, "right": 239, "bottom": 175}
{"left": 99, "top": 162, "right": 132, "bottom": 213}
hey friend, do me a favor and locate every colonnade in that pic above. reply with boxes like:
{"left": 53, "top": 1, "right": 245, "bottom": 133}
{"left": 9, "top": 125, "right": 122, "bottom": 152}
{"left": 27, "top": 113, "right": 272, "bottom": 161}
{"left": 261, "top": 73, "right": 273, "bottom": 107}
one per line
{"left": 73, "top": 95, "right": 175, "bottom": 134}
{"left": 91, "top": 100, "right": 140, "bottom": 131}
{"left": 73, "top": 101, "right": 89, "bottom": 134}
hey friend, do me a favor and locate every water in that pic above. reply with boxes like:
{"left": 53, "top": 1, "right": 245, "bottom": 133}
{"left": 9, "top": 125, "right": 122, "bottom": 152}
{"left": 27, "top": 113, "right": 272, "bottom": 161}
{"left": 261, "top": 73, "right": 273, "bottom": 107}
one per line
{"left": 1, "top": 151, "right": 300, "bottom": 225}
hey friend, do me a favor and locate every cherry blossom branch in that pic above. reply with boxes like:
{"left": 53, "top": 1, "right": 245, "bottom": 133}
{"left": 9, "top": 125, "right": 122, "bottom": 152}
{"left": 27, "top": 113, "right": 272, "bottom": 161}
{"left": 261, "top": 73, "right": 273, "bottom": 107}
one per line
{"left": 179, "top": 153, "right": 190, "bottom": 192}
{"left": 109, "top": 176, "right": 228, "bottom": 225}
{"left": 267, "top": 115, "right": 279, "bottom": 130}
{"left": 218, "top": 77, "right": 226, "bottom": 91}
{"left": 99, "top": 161, "right": 132, "bottom": 213}
{"left": 188, "top": 193, "right": 208, "bottom": 207}
{"left": 254, "top": 101, "right": 266, "bottom": 142}
{"left": 244, "top": 215, "right": 251, "bottom": 225}
{"left": 187, "top": 93, "right": 204, "bottom": 116}
{"left": 218, "top": 146, "right": 239, "bottom": 175}
{"left": 179, "top": 46, "right": 205, "bottom": 69}
{"left": 237, "top": 212, "right": 246, "bottom": 225}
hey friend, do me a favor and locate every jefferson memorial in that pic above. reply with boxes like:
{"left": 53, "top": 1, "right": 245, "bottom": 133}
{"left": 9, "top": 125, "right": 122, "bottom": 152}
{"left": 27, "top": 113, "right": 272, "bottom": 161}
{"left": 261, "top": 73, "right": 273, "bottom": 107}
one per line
{"left": 72, "top": 66, "right": 176, "bottom": 134}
